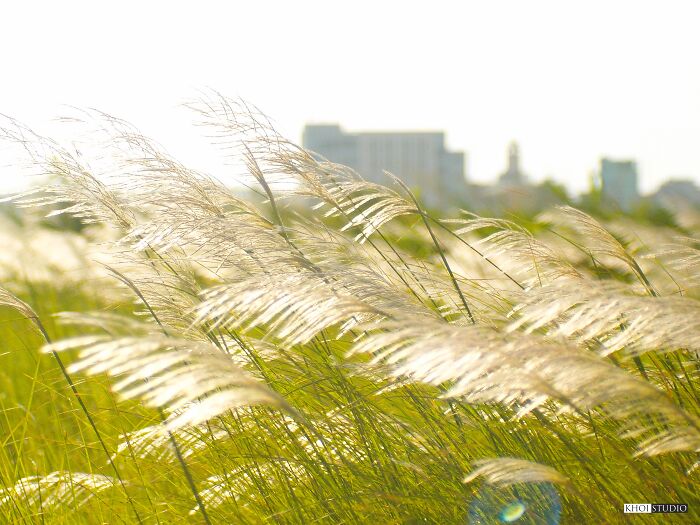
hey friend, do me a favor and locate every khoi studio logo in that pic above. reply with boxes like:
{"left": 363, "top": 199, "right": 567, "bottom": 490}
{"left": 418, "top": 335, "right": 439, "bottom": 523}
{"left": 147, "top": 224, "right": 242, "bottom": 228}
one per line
{"left": 624, "top": 503, "right": 688, "bottom": 514}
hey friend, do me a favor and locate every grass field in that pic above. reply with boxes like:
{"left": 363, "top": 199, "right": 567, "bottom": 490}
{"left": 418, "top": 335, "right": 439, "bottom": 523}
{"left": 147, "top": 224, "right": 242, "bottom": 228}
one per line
{"left": 1, "top": 96, "right": 699, "bottom": 523}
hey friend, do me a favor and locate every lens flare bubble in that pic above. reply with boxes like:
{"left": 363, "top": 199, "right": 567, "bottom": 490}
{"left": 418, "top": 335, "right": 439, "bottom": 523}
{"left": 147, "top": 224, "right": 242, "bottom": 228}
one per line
{"left": 499, "top": 501, "right": 526, "bottom": 522}
{"left": 467, "top": 482, "right": 561, "bottom": 524}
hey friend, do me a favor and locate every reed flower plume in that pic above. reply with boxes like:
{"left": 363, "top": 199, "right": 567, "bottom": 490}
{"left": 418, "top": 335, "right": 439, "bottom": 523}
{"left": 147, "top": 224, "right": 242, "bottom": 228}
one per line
{"left": 0, "top": 472, "right": 117, "bottom": 510}
{"left": 44, "top": 315, "right": 292, "bottom": 431}
{"left": 464, "top": 458, "right": 569, "bottom": 486}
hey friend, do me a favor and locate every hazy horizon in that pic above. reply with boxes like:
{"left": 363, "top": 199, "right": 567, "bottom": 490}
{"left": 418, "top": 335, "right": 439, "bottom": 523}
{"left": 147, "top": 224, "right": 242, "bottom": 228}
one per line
{"left": 2, "top": 1, "right": 699, "bottom": 195}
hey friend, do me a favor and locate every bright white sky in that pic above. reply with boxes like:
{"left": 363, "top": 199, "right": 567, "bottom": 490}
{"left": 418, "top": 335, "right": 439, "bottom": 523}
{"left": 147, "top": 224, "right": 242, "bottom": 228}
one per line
{"left": 2, "top": 1, "right": 699, "bottom": 195}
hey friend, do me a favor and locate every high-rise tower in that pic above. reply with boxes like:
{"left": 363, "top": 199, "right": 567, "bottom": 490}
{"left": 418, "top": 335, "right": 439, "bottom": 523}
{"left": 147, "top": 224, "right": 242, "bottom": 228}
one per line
{"left": 600, "top": 158, "right": 639, "bottom": 211}
{"left": 498, "top": 141, "right": 526, "bottom": 186}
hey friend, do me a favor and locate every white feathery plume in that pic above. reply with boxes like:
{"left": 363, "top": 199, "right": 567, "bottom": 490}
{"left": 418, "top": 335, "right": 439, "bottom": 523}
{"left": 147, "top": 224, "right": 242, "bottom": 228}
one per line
{"left": 651, "top": 237, "right": 700, "bottom": 290}
{"left": 351, "top": 317, "right": 700, "bottom": 456}
{"left": 194, "top": 262, "right": 445, "bottom": 346}
{"left": 554, "top": 207, "right": 655, "bottom": 292}
{"left": 509, "top": 279, "right": 700, "bottom": 355}
{"left": 0, "top": 286, "right": 38, "bottom": 323}
{"left": 289, "top": 216, "right": 486, "bottom": 323}
{"left": 463, "top": 457, "right": 568, "bottom": 486}
{"left": 191, "top": 461, "right": 308, "bottom": 515}
{"left": 287, "top": 156, "right": 419, "bottom": 241}
{"left": 0, "top": 115, "right": 134, "bottom": 230}
{"left": 185, "top": 93, "right": 419, "bottom": 240}
{"left": 279, "top": 411, "right": 369, "bottom": 465}
{"left": 53, "top": 107, "right": 261, "bottom": 221}
{"left": 447, "top": 214, "right": 581, "bottom": 287}
{"left": 195, "top": 272, "right": 386, "bottom": 346}
{"left": 112, "top": 420, "right": 229, "bottom": 462}
{"left": 101, "top": 261, "right": 206, "bottom": 335}
{"left": 330, "top": 178, "right": 419, "bottom": 242}
{"left": 125, "top": 213, "right": 303, "bottom": 280}
{"left": 43, "top": 322, "right": 292, "bottom": 431}
{"left": 0, "top": 472, "right": 117, "bottom": 510}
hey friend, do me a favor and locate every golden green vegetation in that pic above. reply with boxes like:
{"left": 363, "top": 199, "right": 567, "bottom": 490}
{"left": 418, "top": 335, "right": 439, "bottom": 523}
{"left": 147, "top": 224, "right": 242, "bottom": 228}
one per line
{"left": 0, "top": 96, "right": 699, "bottom": 524}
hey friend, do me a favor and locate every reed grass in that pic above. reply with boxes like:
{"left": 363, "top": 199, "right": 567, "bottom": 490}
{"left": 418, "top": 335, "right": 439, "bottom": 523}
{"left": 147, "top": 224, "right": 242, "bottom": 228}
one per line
{"left": 0, "top": 94, "right": 699, "bottom": 523}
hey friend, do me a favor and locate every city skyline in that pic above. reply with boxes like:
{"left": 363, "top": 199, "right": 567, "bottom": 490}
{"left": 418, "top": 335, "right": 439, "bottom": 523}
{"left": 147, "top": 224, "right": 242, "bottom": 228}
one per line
{"left": 2, "top": 117, "right": 695, "bottom": 203}
{"left": 2, "top": 1, "right": 699, "bottom": 195}
{"left": 301, "top": 120, "right": 700, "bottom": 215}
{"left": 302, "top": 122, "right": 695, "bottom": 202}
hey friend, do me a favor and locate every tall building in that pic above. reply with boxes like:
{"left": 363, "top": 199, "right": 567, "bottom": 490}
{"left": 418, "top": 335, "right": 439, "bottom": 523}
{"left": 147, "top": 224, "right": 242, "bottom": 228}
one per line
{"left": 498, "top": 141, "right": 527, "bottom": 186}
{"left": 478, "top": 141, "right": 556, "bottom": 213}
{"left": 600, "top": 158, "right": 639, "bottom": 211}
{"left": 302, "top": 124, "right": 467, "bottom": 208}
{"left": 652, "top": 179, "right": 700, "bottom": 208}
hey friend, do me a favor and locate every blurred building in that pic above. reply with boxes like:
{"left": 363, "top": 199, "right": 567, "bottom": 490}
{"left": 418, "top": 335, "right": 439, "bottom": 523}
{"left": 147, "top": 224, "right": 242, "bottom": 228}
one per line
{"left": 650, "top": 179, "right": 700, "bottom": 226}
{"left": 498, "top": 141, "right": 527, "bottom": 187}
{"left": 462, "top": 142, "right": 568, "bottom": 214}
{"left": 302, "top": 124, "right": 467, "bottom": 208}
{"left": 600, "top": 158, "right": 639, "bottom": 211}
{"left": 652, "top": 179, "right": 700, "bottom": 208}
